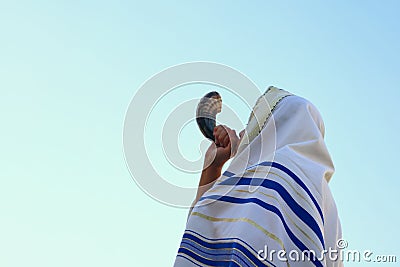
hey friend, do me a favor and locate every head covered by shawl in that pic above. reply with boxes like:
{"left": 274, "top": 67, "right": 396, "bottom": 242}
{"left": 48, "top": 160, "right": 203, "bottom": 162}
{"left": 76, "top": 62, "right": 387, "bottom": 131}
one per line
{"left": 175, "top": 87, "right": 342, "bottom": 267}
{"left": 228, "top": 86, "right": 334, "bottom": 186}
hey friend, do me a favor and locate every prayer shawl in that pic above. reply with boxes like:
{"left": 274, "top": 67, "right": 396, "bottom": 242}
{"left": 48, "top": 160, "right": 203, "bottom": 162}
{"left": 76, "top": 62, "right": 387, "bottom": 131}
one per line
{"left": 174, "top": 87, "right": 343, "bottom": 267}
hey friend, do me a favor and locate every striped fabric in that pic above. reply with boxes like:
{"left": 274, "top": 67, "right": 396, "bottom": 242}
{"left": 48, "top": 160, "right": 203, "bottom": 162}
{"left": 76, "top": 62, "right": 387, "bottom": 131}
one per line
{"left": 175, "top": 89, "right": 342, "bottom": 267}
{"left": 176, "top": 161, "right": 326, "bottom": 267}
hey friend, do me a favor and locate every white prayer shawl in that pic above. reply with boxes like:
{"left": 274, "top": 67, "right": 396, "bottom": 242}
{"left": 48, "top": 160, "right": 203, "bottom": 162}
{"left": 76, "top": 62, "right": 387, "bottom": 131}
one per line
{"left": 174, "top": 87, "right": 343, "bottom": 267}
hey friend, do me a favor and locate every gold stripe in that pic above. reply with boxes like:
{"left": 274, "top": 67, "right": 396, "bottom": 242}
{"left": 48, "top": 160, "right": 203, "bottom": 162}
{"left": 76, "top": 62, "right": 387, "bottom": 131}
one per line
{"left": 283, "top": 162, "right": 323, "bottom": 199}
{"left": 232, "top": 189, "right": 322, "bottom": 251}
{"left": 209, "top": 168, "right": 320, "bottom": 227}
{"left": 191, "top": 212, "right": 290, "bottom": 267}
{"left": 207, "top": 187, "right": 229, "bottom": 193}
{"left": 245, "top": 168, "right": 316, "bottom": 213}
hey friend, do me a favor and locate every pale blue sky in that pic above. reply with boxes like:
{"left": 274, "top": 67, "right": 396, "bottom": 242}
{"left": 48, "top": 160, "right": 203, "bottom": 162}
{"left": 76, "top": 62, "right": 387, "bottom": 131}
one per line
{"left": 1, "top": 1, "right": 399, "bottom": 266}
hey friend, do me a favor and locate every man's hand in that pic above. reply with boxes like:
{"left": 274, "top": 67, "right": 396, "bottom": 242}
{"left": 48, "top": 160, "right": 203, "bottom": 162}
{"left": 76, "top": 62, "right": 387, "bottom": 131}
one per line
{"left": 203, "top": 125, "right": 240, "bottom": 170}
{"left": 194, "top": 125, "right": 241, "bottom": 205}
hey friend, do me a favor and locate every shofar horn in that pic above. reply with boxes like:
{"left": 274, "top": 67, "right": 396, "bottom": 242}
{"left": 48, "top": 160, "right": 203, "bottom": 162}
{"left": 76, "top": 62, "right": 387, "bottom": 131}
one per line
{"left": 196, "top": 91, "right": 222, "bottom": 141}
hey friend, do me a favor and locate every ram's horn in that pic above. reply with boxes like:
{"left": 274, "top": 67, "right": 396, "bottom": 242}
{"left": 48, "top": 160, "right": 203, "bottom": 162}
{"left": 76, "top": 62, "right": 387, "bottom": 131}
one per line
{"left": 196, "top": 91, "right": 222, "bottom": 141}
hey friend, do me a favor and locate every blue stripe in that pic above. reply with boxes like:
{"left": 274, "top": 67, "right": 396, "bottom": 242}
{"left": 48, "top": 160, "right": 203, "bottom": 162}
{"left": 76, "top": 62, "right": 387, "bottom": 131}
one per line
{"left": 178, "top": 247, "right": 241, "bottom": 267}
{"left": 181, "top": 241, "right": 251, "bottom": 267}
{"left": 184, "top": 230, "right": 276, "bottom": 267}
{"left": 257, "top": 161, "right": 324, "bottom": 223}
{"left": 223, "top": 171, "right": 236, "bottom": 177}
{"left": 213, "top": 177, "right": 325, "bottom": 248}
{"left": 182, "top": 232, "right": 266, "bottom": 266}
{"left": 176, "top": 254, "right": 203, "bottom": 267}
{"left": 199, "top": 195, "right": 323, "bottom": 267}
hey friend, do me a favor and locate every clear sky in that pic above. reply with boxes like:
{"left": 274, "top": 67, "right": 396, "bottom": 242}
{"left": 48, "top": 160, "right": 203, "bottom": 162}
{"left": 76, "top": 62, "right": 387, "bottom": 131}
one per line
{"left": 1, "top": 1, "right": 399, "bottom": 266}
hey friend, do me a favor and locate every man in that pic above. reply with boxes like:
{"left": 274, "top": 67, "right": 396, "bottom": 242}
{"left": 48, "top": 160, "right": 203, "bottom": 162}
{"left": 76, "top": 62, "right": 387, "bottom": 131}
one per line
{"left": 175, "top": 87, "right": 343, "bottom": 267}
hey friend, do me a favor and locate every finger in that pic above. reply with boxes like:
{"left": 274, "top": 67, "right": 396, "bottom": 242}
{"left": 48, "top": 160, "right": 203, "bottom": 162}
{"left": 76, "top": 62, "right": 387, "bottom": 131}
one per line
{"left": 226, "top": 129, "right": 240, "bottom": 156}
{"left": 223, "top": 134, "right": 230, "bottom": 147}
{"left": 213, "top": 126, "right": 223, "bottom": 145}
{"left": 213, "top": 126, "right": 222, "bottom": 145}
{"left": 219, "top": 125, "right": 231, "bottom": 135}
{"left": 224, "top": 128, "right": 233, "bottom": 146}
{"left": 213, "top": 125, "right": 222, "bottom": 133}
{"left": 221, "top": 139, "right": 232, "bottom": 158}
{"left": 214, "top": 125, "right": 225, "bottom": 138}
{"left": 214, "top": 135, "right": 220, "bottom": 146}
{"left": 214, "top": 125, "right": 223, "bottom": 134}
{"left": 215, "top": 126, "right": 228, "bottom": 146}
{"left": 218, "top": 130, "right": 229, "bottom": 146}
